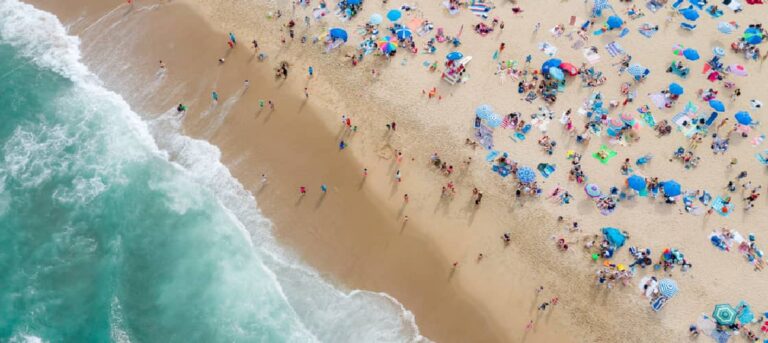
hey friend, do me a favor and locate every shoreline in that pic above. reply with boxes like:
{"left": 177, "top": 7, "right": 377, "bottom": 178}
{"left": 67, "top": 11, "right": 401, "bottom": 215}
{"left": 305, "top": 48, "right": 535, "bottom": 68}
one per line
{"left": 25, "top": 0, "right": 768, "bottom": 342}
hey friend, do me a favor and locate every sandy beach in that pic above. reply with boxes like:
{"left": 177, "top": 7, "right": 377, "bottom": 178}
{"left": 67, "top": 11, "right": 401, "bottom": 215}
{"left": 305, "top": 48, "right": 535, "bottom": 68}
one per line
{"left": 25, "top": 0, "right": 768, "bottom": 342}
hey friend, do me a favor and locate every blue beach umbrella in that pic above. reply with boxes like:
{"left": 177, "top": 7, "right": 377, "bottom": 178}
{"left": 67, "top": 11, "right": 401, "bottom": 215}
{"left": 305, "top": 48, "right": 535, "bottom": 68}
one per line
{"left": 370, "top": 13, "right": 383, "bottom": 25}
{"left": 486, "top": 114, "right": 503, "bottom": 128}
{"left": 683, "top": 48, "right": 700, "bottom": 61}
{"left": 662, "top": 180, "right": 681, "bottom": 197}
{"left": 735, "top": 111, "right": 752, "bottom": 125}
{"left": 549, "top": 67, "right": 565, "bottom": 81}
{"left": 669, "top": 82, "right": 684, "bottom": 95}
{"left": 607, "top": 15, "right": 623, "bottom": 29}
{"left": 386, "top": 9, "right": 402, "bottom": 22}
{"left": 475, "top": 104, "right": 494, "bottom": 119}
{"left": 709, "top": 99, "right": 725, "bottom": 112}
{"left": 347, "top": 0, "right": 362, "bottom": 5}
{"left": 680, "top": 8, "right": 699, "bottom": 21}
{"left": 329, "top": 28, "right": 348, "bottom": 42}
{"left": 395, "top": 27, "right": 412, "bottom": 40}
{"left": 657, "top": 279, "right": 679, "bottom": 298}
{"left": 627, "top": 64, "right": 646, "bottom": 77}
{"left": 627, "top": 175, "right": 647, "bottom": 191}
{"left": 516, "top": 166, "right": 536, "bottom": 184}
{"left": 713, "top": 304, "right": 737, "bottom": 326}
{"left": 446, "top": 51, "right": 463, "bottom": 61}
{"left": 541, "top": 58, "right": 562, "bottom": 74}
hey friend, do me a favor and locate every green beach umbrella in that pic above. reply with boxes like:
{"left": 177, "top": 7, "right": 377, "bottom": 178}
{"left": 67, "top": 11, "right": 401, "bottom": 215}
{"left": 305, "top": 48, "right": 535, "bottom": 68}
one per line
{"left": 712, "top": 304, "right": 737, "bottom": 326}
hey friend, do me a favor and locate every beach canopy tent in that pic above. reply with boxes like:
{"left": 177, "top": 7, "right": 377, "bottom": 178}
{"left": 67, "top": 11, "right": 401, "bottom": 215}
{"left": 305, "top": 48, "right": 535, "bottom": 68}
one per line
{"left": 446, "top": 51, "right": 464, "bottom": 61}
{"left": 560, "top": 62, "right": 579, "bottom": 76}
{"left": 744, "top": 27, "right": 763, "bottom": 45}
{"left": 387, "top": 9, "right": 402, "bottom": 21}
{"left": 602, "top": 227, "right": 626, "bottom": 248}
{"left": 585, "top": 183, "right": 601, "bottom": 198}
{"left": 669, "top": 82, "right": 684, "bottom": 95}
{"left": 713, "top": 304, "right": 738, "bottom": 326}
{"left": 607, "top": 15, "right": 623, "bottom": 29}
{"left": 516, "top": 167, "right": 536, "bottom": 184}
{"left": 717, "top": 22, "right": 735, "bottom": 34}
{"left": 475, "top": 104, "right": 494, "bottom": 119}
{"left": 683, "top": 48, "right": 700, "bottom": 61}
{"left": 329, "top": 28, "right": 348, "bottom": 42}
{"left": 369, "top": 13, "right": 383, "bottom": 24}
{"left": 395, "top": 27, "right": 412, "bottom": 40}
{"left": 709, "top": 99, "right": 726, "bottom": 112}
{"left": 735, "top": 111, "right": 752, "bottom": 125}
{"left": 657, "top": 279, "right": 679, "bottom": 298}
{"left": 541, "top": 58, "right": 562, "bottom": 74}
{"left": 549, "top": 67, "right": 565, "bottom": 80}
{"left": 627, "top": 175, "right": 646, "bottom": 191}
{"left": 662, "top": 180, "right": 681, "bottom": 197}
{"left": 680, "top": 8, "right": 699, "bottom": 21}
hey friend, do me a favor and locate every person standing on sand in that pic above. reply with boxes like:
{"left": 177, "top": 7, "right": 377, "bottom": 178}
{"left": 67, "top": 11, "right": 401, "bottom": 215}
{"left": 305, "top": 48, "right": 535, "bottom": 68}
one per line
{"left": 268, "top": 100, "right": 274, "bottom": 111}
{"left": 229, "top": 32, "right": 236, "bottom": 45}
{"left": 321, "top": 184, "right": 327, "bottom": 193}
{"left": 308, "top": 66, "right": 314, "bottom": 77}
{"left": 252, "top": 39, "right": 258, "bottom": 51}
{"left": 304, "top": 87, "right": 309, "bottom": 98}
{"left": 211, "top": 91, "right": 219, "bottom": 104}
{"left": 363, "top": 168, "right": 368, "bottom": 177}
{"left": 300, "top": 186, "right": 307, "bottom": 195}
{"left": 260, "top": 174, "right": 267, "bottom": 185}
{"left": 403, "top": 194, "right": 409, "bottom": 203}
{"left": 525, "top": 320, "right": 534, "bottom": 331}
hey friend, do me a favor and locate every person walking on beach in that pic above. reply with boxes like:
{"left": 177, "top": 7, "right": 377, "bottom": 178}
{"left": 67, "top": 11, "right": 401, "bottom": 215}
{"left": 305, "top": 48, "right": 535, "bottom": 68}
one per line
{"left": 321, "top": 184, "right": 327, "bottom": 193}
{"left": 404, "top": 193, "right": 409, "bottom": 203}
{"left": 211, "top": 91, "right": 219, "bottom": 103}
{"left": 268, "top": 100, "right": 274, "bottom": 111}
{"left": 538, "top": 302, "right": 550, "bottom": 311}
{"left": 260, "top": 174, "right": 268, "bottom": 185}
{"left": 395, "top": 169, "right": 402, "bottom": 182}
{"left": 304, "top": 87, "right": 309, "bottom": 98}
{"left": 363, "top": 168, "right": 368, "bottom": 177}
{"left": 252, "top": 39, "right": 258, "bottom": 51}
{"left": 229, "top": 32, "right": 237, "bottom": 45}
{"left": 308, "top": 65, "right": 314, "bottom": 77}
{"left": 300, "top": 186, "right": 307, "bottom": 196}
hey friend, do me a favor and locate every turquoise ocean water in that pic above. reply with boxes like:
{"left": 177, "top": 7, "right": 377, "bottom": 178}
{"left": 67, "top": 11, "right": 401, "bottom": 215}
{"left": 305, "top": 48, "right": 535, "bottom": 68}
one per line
{"left": 0, "top": 1, "right": 424, "bottom": 342}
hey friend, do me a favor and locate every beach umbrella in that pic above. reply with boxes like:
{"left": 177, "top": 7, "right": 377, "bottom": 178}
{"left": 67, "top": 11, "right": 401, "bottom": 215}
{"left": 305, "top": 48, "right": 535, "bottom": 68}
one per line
{"left": 627, "top": 175, "right": 646, "bottom": 191}
{"left": 446, "top": 51, "right": 463, "bottom": 61}
{"left": 486, "top": 114, "right": 503, "bottom": 128}
{"left": 607, "top": 15, "right": 623, "bottom": 29}
{"left": 395, "top": 27, "right": 412, "bottom": 40}
{"left": 727, "top": 64, "right": 748, "bottom": 77}
{"left": 713, "top": 304, "right": 737, "bottom": 326}
{"left": 329, "top": 28, "right": 348, "bottom": 42}
{"left": 657, "top": 279, "right": 679, "bottom": 298}
{"left": 669, "top": 82, "right": 684, "bottom": 95}
{"left": 475, "top": 104, "right": 494, "bottom": 119}
{"left": 709, "top": 99, "right": 725, "bottom": 112}
{"left": 516, "top": 166, "right": 536, "bottom": 184}
{"left": 680, "top": 8, "right": 699, "bottom": 21}
{"left": 713, "top": 47, "right": 725, "bottom": 57}
{"left": 602, "top": 227, "right": 626, "bottom": 248}
{"left": 386, "top": 9, "right": 402, "bottom": 22}
{"left": 626, "top": 64, "right": 647, "bottom": 77}
{"left": 735, "top": 111, "right": 752, "bottom": 125}
{"left": 347, "top": 0, "right": 362, "bottom": 5}
{"left": 541, "top": 58, "right": 562, "bottom": 74}
{"left": 369, "top": 13, "right": 383, "bottom": 25}
{"left": 744, "top": 27, "right": 763, "bottom": 45}
{"left": 584, "top": 183, "right": 601, "bottom": 198}
{"left": 549, "top": 67, "right": 565, "bottom": 81}
{"left": 717, "top": 22, "right": 735, "bottom": 34}
{"left": 559, "top": 62, "right": 579, "bottom": 76}
{"left": 662, "top": 180, "right": 681, "bottom": 197}
{"left": 593, "top": 0, "right": 609, "bottom": 10}
{"left": 682, "top": 48, "right": 700, "bottom": 61}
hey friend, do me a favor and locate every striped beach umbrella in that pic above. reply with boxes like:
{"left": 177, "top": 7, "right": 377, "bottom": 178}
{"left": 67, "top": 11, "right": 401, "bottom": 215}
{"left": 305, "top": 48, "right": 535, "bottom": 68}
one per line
{"left": 395, "top": 27, "right": 412, "bottom": 40}
{"left": 657, "top": 279, "right": 678, "bottom": 298}
{"left": 713, "top": 304, "right": 737, "bottom": 326}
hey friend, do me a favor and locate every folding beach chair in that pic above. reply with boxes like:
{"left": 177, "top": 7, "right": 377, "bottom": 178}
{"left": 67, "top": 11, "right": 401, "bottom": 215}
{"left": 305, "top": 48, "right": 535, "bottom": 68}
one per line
{"left": 680, "top": 22, "right": 697, "bottom": 31}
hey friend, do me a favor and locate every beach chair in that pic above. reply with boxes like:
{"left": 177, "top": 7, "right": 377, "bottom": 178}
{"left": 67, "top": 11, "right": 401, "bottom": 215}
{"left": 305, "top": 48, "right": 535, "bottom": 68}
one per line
{"left": 680, "top": 22, "right": 697, "bottom": 31}
{"left": 755, "top": 151, "right": 768, "bottom": 166}
{"left": 651, "top": 296, "right": 668, "bottom": 312}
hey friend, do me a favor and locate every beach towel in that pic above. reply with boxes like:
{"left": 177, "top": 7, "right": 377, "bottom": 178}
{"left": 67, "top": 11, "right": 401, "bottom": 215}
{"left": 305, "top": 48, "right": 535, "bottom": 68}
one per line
{"left": 755, "top": 151, "right": 768, "bottom": 165}
{"left": 638, "top": 26, "right": 657, "bottom": 38}
{"left": 476, "top": 124, "right": 494, "bottom": 149}
{"left": 442, "top": 1, "right": 460, "bottom": 15}
{"left": 592, "top": 145, "right": 618, "bottom": 164}
{"left": 537, "top": 163, "right": 556, "bottom": 178}
{"left": 648, "top": 93, "right": 667, "bottom": 109}
{"left": 651, "top": 296, "right": 668, "bottom": 312}
{"left": 509, "top": 132, "right": 526, "bottom": 142}
{"left": 605, "top": 41, "right": 625, "bottom": 57}
{"left": 711, "top": 196, "right": 734, "bottom": 216}
{"left": 618, "top": 27, "right": 630, "bottom": 38}
{"left": 538, "top": 42, "right": 558, "bottom": 57}
{"left": 642, "top": 112, "right": 657, "bottom": 127}
{"left": 583, "top": 49, "right": 601, "bottom": 64}
{"left": 485, "top": 150, "right": 499, "bottom": 162}
{"left": 751, "top": 134, "right": 765, "bottom": 147}
{"left": 469, "top": 3, "right": 492, "bottom": 17}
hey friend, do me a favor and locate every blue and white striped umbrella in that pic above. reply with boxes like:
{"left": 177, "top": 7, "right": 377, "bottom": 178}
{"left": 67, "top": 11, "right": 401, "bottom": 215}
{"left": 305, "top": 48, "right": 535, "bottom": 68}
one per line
{"left": 395, "top": 27, "right": 412, "bottom": 40}
{"left": 657, "top": 279, "right": 679, "bottom": 298}
{"left": 627, "top": 64, "right": 647, "bottom": 77}
{"left": 594, "top": 0, "right": 609, "bottom": 10}
{"left": 717, "top": 22, "right": 735, "bottom": 34}
{"left": 516, "top": 167, "right": 537, "bottom": 184}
